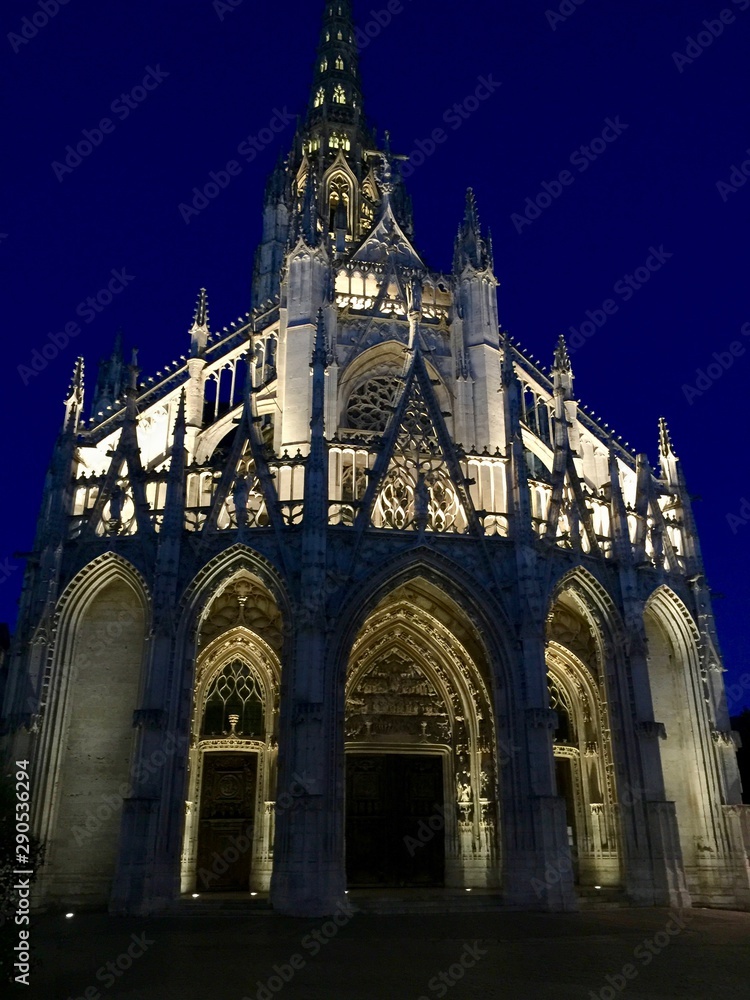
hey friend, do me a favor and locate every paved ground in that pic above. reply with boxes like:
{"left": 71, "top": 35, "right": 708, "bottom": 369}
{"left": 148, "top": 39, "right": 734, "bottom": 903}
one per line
{"left": 19, "top": 906, "right": 750, "bottom": 1000}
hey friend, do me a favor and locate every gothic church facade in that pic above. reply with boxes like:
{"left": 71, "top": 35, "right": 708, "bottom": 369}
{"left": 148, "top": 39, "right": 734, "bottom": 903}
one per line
{"left": 3, "top": 1, "right": 750, "bottom": 917}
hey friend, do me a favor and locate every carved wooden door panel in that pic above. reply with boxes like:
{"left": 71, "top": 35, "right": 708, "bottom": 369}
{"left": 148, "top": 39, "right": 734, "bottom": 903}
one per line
{"left": 346, "top": 754, "right": 444, "bottom": 887}
{"left": 197, "top": 752, "right": 257, "bottom": 891}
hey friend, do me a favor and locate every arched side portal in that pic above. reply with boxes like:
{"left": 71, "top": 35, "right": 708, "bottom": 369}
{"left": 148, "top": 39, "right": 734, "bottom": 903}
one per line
{"left": 344, "top": 581, "right": 499, "bottom": 889}
{"left": 180, "top": 571, "right": 282, "bottom": 895}
{"left": 547, "top": 584, "right": 622, "bottom": 888}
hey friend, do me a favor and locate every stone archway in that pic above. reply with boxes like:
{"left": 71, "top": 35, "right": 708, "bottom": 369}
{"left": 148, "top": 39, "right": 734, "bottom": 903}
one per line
{"left": 343, "top": 580, "right": 499, "bottom": 889}
{"left": 180, "top": 572, "right": 282, "bottom": 895}
{"left": 546, "top": 588, "right": 621, "bottom": 888}
{"left": 35, "top": 556, "right": 150, "bottom": 908}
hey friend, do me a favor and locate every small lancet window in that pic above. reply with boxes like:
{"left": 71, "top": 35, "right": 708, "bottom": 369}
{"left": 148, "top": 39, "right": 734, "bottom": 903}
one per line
{"left": 315, "top": 87, "right": 325, "bottom": 108}
{"left": 321, "top": 59, "right": 328, "bottom": 72}
{"left": 333, "top": 84, "right": 346, "bottom": 104}
{"left": 335, "top": 56, "right": 344, "bottom": 71}
{"left": 337, "top": 30, "right": 343, "bottom": 40}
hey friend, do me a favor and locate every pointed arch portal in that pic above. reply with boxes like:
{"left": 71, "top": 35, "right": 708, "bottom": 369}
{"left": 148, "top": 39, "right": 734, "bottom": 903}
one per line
{"left": 180, "top": 569, "right": 283, "bottom": 895}
{"left": 343, "top": 581, "right": 500, "bottom": 888}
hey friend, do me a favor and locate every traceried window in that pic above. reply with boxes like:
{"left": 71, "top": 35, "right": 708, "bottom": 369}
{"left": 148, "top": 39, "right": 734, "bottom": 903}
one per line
{"left": 202, "top": 660, "right": 264, "bottom": 737}
{"left": 314, "top": 88, "right": 325, "bottom": 108}
{"left": 549, "top": 678, "right": 575, "bottom": 744}
{"left": 333, "top": 84, "right": 346, "bottom": 104}
{"left": 329, "top": 133, "right": 351, "bottom": 151}
{"left": 335, "top": 56, "right": 344, "bottom": 71}
{"left": 347, "top": 375, "right": 402, "bottom": 432}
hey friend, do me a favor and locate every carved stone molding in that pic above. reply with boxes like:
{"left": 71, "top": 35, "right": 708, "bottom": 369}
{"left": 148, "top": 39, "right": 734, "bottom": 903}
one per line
{"left": 711, "top": 729, "right": 737, "bottom": 749}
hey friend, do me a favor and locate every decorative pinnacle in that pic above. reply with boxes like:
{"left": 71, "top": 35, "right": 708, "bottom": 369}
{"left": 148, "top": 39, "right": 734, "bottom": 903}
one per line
{"left": 501, "top": 333, "right": 517, "bottom": 387}
{"left": 128, "top": 347, "right": 140, "bottom": 390}
{"left": 66, "top": 356, "right": 85, "bottom": 398}
{"left": 658, "top": 416, "right": 677, "bottom": 459}
{"left": 63, "top": 356, "right": 85, "bottom": 432}
{"left": 465, "top": 187, "right": 480, "bottom": 232}
{"left": 299, "top": 173, "right": 320, "bottom": 246}
{"left": 174, "top": 388, "right": 187, "bottom": 432}
{"left": 190, "top": 288, "right": 210, "bottom": 357}
{"left": 312, "top": 308, "right": 328, "bottom": 368}
{"left": 454, "top": 187, "right": 492, "bottom": 273}
{"left": 553, "top": 335, "right": 572, "bottom": 373}
{"left": 193, "top": 288, "right": 209, "bottom": 329}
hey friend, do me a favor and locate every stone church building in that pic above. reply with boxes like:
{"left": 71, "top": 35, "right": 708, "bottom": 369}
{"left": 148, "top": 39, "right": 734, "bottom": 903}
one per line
{"left": 4, "top": 1, "right": 749, "bottom": 917}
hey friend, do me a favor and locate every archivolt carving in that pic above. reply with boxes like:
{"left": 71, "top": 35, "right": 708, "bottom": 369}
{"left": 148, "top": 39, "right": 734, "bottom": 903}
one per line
{"left": 198, "top": 574, "right": 283, "bottom": 651}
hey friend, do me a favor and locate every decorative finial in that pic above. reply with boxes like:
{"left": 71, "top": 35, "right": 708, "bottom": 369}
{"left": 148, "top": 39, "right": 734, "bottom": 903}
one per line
{"left": 658, "top": 416, "right": 676, "bottom": 459}
{"left": 190, "top": 288, "right": 210, "bottom": 357}
{"left": 553, "top": 335, "right": 572, "bottom": 373}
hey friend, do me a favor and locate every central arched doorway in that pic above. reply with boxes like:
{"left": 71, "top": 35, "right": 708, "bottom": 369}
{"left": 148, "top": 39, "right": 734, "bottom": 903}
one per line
{"left": 344, "top": 581, "right": 500, "bottom": 889}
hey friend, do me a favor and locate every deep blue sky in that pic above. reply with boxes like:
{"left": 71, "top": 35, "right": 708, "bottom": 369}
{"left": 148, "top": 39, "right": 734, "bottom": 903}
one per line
{"left": 2, "top": 0, "right": 748, "bottom": 705}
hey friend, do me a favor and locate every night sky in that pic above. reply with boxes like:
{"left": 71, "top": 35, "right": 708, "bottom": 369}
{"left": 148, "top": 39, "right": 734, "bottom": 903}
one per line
{"left": 2, "top": 0, "right": 748, "bottom": 705}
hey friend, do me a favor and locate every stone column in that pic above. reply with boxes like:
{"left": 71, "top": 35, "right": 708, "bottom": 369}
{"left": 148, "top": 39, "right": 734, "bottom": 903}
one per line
{"left": 502, "top": 628, "right": 578, "bottom": 911}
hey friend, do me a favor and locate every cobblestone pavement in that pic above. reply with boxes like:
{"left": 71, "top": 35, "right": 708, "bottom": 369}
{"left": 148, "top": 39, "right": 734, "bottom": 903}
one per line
{"left": 20, "top": 906, "right": 750, "bottom": 1000}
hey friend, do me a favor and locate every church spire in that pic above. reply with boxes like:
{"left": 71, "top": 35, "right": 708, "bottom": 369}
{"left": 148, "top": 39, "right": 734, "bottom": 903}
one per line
{"left": 308, "top": 1, "right": 364, "bottom": 127}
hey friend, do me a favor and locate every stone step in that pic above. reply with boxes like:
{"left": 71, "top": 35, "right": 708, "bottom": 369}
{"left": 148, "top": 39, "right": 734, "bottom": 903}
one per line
{"left": 577, "top": 886, "right": 629, "bottom": 909}
{"left": 166, "top": 886, "right": 629, "bottom": 916}
{"left": 167, "top": 895, "right": 272, "bottom": 916}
